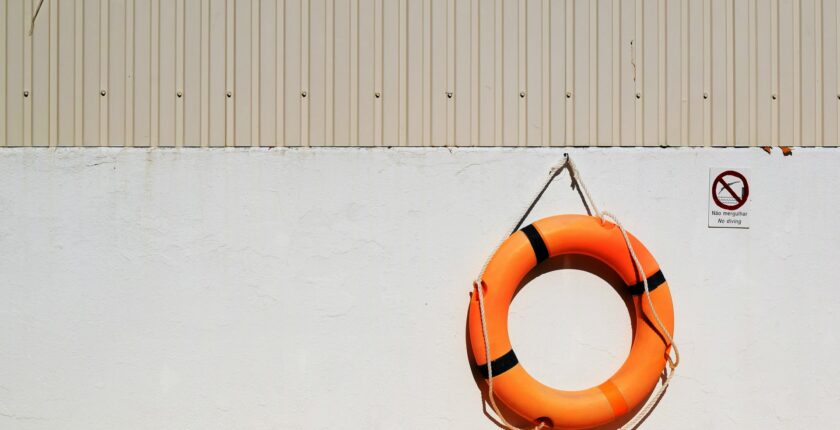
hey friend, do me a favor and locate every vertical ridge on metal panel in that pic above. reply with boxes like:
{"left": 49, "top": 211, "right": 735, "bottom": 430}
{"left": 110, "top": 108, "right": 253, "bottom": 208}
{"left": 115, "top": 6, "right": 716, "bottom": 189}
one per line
{"left": 613, "top": 0, "right": 621, "bottom": 147}
{"left": 48, "top": 0, "right": 59, "bottom": 148}
{"left": 307, "top": 0, "right": 324, "bottom": 147}
{"left": 0, "top": 0, "right": 5, "bottom": 146}
{"left": 453, "top": 0, "right": 471, "bottom": 148}
{"left": 834, "top": 1, "right": 840, "bottom": 146}
{"left": 209, "top": 0, "right": 225, "bottom": 148}
{"left": 201, "top": 0, "right": 210, "bottom": 148}
{"left": 24, "top": 0, "right": 33, "bottom": 147}
{"left": 658, "top": 0, "right": 666, "bottom": 147}
{"left": 175, "top": 0, "right": 185, "bottom": 147}
{"left": 374, "top": 0, "right": 384, "bottom": 147}
{"left": 430, "top": 0, "right": 445, "bottom": 147}
{"left": 98, "top": 0, "right": 108, "bottom": 147}
{"left": 151, "top": 0, "right": 160, "bottom": 148}
{"left": 793, "top": 0, "right": 802, "bottom": 147}
{"left": 125, "top": 0, "right": 135, "bottom": 148}
{"left": 325, "top": 0, "right": 335, "bottom": 147}
{"left": 748, "top": 0, "right": 756, "bottom": 147}
{"left": 470, "top": 0, "right": 480, "bottom": 147}
{"left": 33, "top": 0, "right": 50, "bottom": 147}
{"left": 681, "top": 0, "right": 688, "bottom": 147}
{"left": 446, "top": 0, "right": 455, "bottom": 148}
{"left": 493, "top": 0, "right": 502, "bottom": 147}
{"left": 565, "top": 0, "right": 573, "bottom": 147}
{"left": 517, "top": 0, "right": 526, "bottom": 148}
{"left": 703, "top": 0, "right": 712, "bottom": 147}
{"left": 276, "top": 0, "right": 286, "bottom": 147}
{"left": 251, "top": 0, "right": 260, "bottom": 147}
{"left": 815, "top": 0, "right": 823, "bottom": 147}
{"left": 590, "top": 0, "right": 598, "bottom": 147}
{"left": 133, "top": 0, "right": 150, "bottom": 147}
{"left": 771, "top": 0, "right": 779, "bottom": 147}
{"left": 541, "top": 0, "right": 550, "bottom": 148}
{"left": 635, "top": 0, "right": 643, "bottom": 147}
{"left": 350, "top": 0, "right": 359, "bottom": 147}
{"left": 184, "top": 0, "right": 202, "bottom": 147}
{"left": 399, "top": 0, "right": 408, "bottom": 146}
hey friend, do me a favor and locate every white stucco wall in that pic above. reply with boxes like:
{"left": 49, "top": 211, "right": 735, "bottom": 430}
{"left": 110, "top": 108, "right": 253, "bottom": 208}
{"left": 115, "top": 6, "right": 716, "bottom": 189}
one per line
{"left": 1, "top": 148, "right": 838, "bottom": 429}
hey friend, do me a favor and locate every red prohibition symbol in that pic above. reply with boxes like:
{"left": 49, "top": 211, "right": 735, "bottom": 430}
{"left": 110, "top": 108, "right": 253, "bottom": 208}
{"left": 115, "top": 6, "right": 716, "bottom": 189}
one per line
{"left": 712, "top": 170, "right": 749, "bottom": 210}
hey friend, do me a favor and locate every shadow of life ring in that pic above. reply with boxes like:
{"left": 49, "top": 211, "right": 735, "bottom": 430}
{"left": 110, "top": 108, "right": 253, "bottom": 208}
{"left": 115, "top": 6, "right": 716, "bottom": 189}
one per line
{"left": 468, "top": 214, "right": 675, "bottom": 429}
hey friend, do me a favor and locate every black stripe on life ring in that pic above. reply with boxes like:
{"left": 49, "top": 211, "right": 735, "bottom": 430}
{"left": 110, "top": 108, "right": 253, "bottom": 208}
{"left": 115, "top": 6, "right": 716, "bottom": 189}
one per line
{"left": 628, "top": 270, "right": 666, "bottom": 295}
{"left": 521, "top": 224, "right": 549, "bottom": 264}
{"left": 476, "top": 349, "right": 519, "bottom": 379}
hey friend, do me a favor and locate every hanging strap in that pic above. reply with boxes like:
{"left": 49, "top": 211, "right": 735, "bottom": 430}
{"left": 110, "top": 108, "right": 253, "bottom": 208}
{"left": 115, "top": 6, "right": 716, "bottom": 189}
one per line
{"left": 473, "top": 155, "right": 679, "bottom": 430}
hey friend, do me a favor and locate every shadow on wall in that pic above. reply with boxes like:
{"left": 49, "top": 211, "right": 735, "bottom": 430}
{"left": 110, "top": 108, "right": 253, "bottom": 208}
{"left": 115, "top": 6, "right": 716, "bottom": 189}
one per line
{"left": 464, "top": 254, "right": 670, "bottom": 430}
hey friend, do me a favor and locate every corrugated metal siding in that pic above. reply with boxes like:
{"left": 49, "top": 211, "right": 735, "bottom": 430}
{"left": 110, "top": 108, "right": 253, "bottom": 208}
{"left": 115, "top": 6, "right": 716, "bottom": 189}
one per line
{"left": 1, "top": 0, "right": 838, "bottom": 147}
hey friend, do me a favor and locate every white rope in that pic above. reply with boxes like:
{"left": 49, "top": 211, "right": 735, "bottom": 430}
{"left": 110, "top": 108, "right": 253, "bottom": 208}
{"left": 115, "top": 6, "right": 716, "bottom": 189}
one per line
{"left": 600, "top": 211, "right": 679, "bottom": 430}
{"left": 473, "top": 156, "right": 678, "bottom": 429}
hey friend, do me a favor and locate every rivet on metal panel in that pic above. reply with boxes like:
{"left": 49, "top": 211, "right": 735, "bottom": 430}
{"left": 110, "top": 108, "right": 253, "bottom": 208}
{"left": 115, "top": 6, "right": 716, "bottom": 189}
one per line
{"left": 226, "top": 91, "right": 232, "bottom": 98}
{"left": 375, "top": 92, "right": 382, "bottom": 98}
{"left": 100, "top": 90, "right": 107, "bottom": 96}
{"left": 23, "top": 90, "right": 30, "bottom": 97}
{"left": 177, "top": 91, "right": 183, "bottom": 98}
{"left": 301, "top": 90, "right": 308, "bottom": 98}
{"left": 703, "top": 92, "right": 709, "bottom": 100}
{"left": 635, "top": 92, "right": 641, "bottom": 99}
{"left": 519, "top": 91, "right": 526, "bottom": 98}
{"left": 446, "top": 92, "right": 453, "bottom": 99}
{"left": 565, "top": 91, "right": 572, "bottom": 99}
{"left": 771, "top": 94, "right": 777, "bottom": 100}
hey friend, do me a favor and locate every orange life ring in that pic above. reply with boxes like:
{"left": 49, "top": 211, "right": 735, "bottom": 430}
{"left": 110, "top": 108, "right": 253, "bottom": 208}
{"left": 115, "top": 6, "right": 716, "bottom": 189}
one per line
{"left": 468, "top": 214, "right": 675, "bottom": 429}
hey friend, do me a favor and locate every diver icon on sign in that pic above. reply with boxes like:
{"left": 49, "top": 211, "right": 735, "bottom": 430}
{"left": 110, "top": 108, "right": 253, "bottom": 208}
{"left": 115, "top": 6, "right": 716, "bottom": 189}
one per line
{"left": 711, "top": 170, "right": 749, "bottom": 211}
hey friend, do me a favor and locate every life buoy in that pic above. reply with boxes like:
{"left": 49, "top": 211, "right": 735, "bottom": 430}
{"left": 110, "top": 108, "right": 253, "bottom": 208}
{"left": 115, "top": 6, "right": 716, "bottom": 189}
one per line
{"left": 468, "top": 214, "right": 675, "bottom": 429}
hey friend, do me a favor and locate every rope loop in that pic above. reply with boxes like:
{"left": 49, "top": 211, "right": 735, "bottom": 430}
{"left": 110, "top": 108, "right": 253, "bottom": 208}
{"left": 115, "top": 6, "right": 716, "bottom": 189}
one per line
{"left": 472, "top": 156, "right": 678, "bottom": 430}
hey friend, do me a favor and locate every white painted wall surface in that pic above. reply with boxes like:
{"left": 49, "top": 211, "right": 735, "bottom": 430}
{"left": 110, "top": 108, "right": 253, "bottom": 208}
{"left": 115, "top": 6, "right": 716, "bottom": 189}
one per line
{"left": 1, "top": 148, "right": 839, "bottom": 429}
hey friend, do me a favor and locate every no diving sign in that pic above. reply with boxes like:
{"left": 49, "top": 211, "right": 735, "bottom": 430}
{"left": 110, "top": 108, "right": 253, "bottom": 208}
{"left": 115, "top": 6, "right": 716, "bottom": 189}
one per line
{"left": 709, "top": 168, "right": 751, "bottom": 228}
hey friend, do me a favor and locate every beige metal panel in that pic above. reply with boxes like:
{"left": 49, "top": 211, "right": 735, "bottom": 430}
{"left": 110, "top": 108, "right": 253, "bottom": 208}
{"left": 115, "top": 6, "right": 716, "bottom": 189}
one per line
{"left": 665, "top": 0, "right": 682, "bottom": 147}
{"left": 619, "top": 0, "right": 635, "bottom": 146}
{"left": 827, "top": 0, "right": 838, "bottom": 146}
{"left": 643, "top": 0, "right": 659, "bottom": 147}
{"left": 524, "top": 0, "right": 543, "bottom": 147}
{"left": 802, "top": 0, "right": 820, "bottom": 147}
{"left": 159, "top": 0, "right": 177, "bottom": 147}
{"left": 332, "top": 0, "right": 350, "bottom": 146}
{"left": 3, "top": 0, "right": 840, "bottom": 147}
{"left": 476, "top": 0, "right": 496, "bottom": 147}
{"left": 382, "top": 0, "right": 402, "bottom": 147}
{"left": 502, "top": 0, "right": 518, "bottom": 147}
{"left": 284, "top": 0, "right": 302, "bottom": 147}
{"left": 307, "top": 0, "right": 326, "bottom": 147}
{"left": 8, "top": 0, "right": 24, "bottom": 146}
{"left": 133, "top": 0, "right": 151, "bottom": 147}
{"left": 184, "top": 0, "right": 202, "bottom": 147}
{"left": 0, "top": 1, "right": 5, "bottom": 147}
{"left": 549, "top": 0, "right": 566, "bottom": 147}
{"left": 31, "top": 0, "right": 48, "bottom": 147}
{"left": 358, "top": 0, "right": 376, "bottom": 147}
{"left": 209, "top": 0, "right": 226, "bottom": 147}
{"left": 734, "top": 0, "right": 749, "bottom": 147}
{"left": 233, "top": 0, "right": 252, "bottom": 147}
{"left": 428, "top": 0, "right": 447, "bottom": 147}
{"left": 106, "top": 0, "right": 126, "bottom": 148}
{"left": 258, "top": 0, "right": 277, "bottom": 147}
{"left": 710, "top": 0, "right": 727, "bottom": 147}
